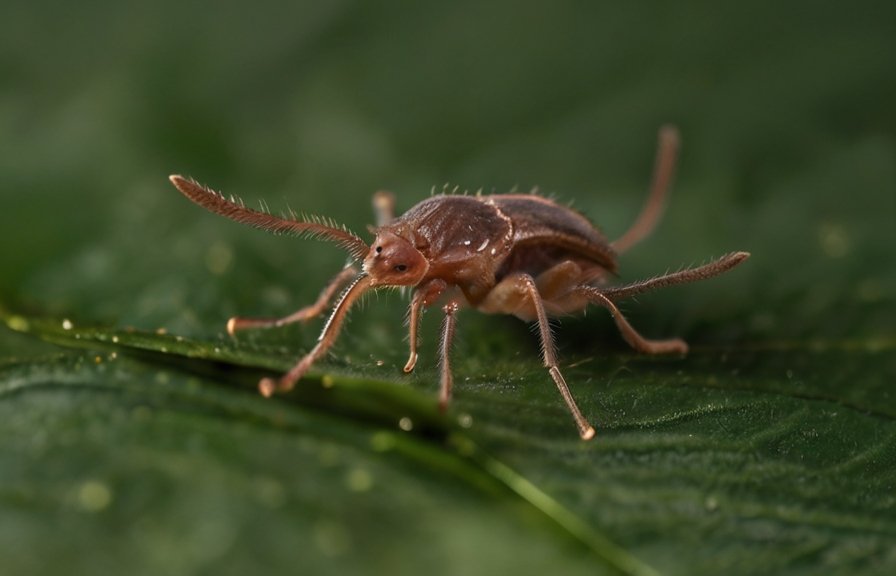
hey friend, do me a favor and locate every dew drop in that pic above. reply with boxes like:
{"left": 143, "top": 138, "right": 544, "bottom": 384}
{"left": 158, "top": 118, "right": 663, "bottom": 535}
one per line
{"left": 345, "top": 468, "right": 373, "bottom": 493}
{"left": 204, "top": 241, "right": 234, "bottom": 275}
{"left": 370, "top": 432, "right": 395, "bottom": 452}
{"left": 77, "top": 480, "right": 113, "bottom": 512}
{"left": 253, "top": 477, "right": 286, "bottom": 508}
{"left": 818, "top": 222, "right": 850, "bottom": 258}
{"left": 7, "top": 315, "right": 29, "bottom": 331}
{"left": 313, "top": 520, "right": 351, "bottom": 557}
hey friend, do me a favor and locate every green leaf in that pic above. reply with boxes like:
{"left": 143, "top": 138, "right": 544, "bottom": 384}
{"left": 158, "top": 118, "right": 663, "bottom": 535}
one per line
{"left": 1, "top": 313, "right": 658, "bottom": 576}
{"left": 3, "top": 310, "right": 895, "bottom": 575}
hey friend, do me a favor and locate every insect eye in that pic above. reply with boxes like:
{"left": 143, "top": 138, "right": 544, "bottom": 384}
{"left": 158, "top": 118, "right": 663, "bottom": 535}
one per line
{"left": 394, "top": 264, "right": 408, "bottom": 272}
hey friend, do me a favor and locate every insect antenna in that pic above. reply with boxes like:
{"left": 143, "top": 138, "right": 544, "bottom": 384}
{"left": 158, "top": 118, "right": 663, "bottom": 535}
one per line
{"left": 170, "top": 175, "right": 369, "bottom": 261}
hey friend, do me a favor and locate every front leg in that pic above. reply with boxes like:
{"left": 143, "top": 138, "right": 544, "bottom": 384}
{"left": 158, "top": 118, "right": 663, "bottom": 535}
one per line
{"left": 227, "top": 266, "right": 357, "bottom": 335}
{"left": 259, "top": 273, "right": 373, "bottom": 396}
{"left": 404, "top": 279, "right": 448, "bottom": 373}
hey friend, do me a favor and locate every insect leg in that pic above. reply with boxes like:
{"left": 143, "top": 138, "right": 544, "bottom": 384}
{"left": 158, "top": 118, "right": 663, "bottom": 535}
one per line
{"left": 478, "top": 273, "right": 595, "bottom": 438}
{"left": 405, "top": 293, "right": 424, "bottom": 374}
{"left": 372, "top": 190, "right": 396, "bottom": 227}
{"left": 437, "top": 300, "right": 461, "bottom": 411}
{"left": 514, "top": 274, "right": 596, "bottom": 440}
{"left": 258, "top": 273, "right": 373, "bottom": 396}
{"left": 578, "top": 289, "right": 688, "bottom": 355}
{"left": 404, "top": 279, "right": 448, "bottom": 373}
{"left": 611, "top": 125, "right": 680, "bottom": 253}
{"left": 226, "top": 266, "right": 358, "bottom": 335}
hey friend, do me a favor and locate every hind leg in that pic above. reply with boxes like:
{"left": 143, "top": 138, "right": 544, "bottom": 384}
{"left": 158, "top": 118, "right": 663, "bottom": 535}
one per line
{"left": 572, "top": 252, "right": 751, "bottom": 353}
{"left": 575, "top": 287, "right": 688, "bottom": 354}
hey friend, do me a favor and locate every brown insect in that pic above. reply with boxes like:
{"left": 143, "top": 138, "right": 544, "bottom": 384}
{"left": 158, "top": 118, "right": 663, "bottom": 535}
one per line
{"left": 170, "top": 126, "right": 748, "bottom": 439}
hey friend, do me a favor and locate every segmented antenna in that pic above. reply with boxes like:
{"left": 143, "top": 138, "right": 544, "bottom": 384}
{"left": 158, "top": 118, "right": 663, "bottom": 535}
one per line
{"left": 169, "top": 175, "right": 369, "bottom": 261}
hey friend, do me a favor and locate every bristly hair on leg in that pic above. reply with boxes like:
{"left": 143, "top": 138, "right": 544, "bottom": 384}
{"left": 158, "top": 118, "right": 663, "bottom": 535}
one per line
{"left": 169, "top": 175, "right": 370, "bottom": 261}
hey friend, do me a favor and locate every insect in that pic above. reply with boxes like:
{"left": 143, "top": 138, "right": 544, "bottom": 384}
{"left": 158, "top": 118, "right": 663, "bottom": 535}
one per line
{"left": 170, "top": 126, "right": 748, "bottom": 439}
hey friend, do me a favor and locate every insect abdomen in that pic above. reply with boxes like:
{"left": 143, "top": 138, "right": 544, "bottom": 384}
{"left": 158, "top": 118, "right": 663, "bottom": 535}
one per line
{"left": 487, "top": 195, "right": 617, "bottom": 273}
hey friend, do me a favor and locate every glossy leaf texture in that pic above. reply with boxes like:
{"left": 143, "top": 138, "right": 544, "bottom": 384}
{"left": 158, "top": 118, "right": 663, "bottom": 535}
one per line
{"left": 1, "top": 1, "right": 894, "bottom": 575}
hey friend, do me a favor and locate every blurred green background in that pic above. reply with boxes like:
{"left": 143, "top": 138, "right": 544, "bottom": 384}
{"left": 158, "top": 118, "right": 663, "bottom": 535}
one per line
{"left": 1, "top": 1, "right": 894, "bottom": 575}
